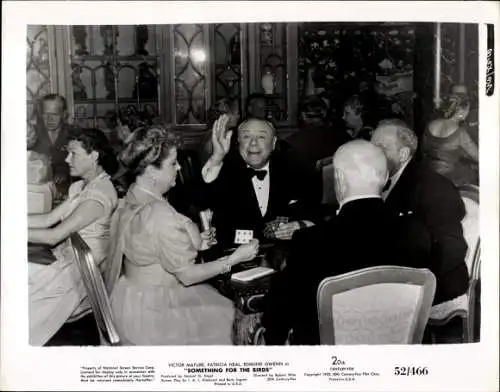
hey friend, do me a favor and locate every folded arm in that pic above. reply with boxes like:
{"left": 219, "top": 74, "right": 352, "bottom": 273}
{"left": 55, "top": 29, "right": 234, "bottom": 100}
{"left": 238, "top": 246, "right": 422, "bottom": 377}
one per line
{"left": 28, "top": 199, "right": 105, "bottom": 246}
{"left": 28, "top": 197, "right": 72, "bottom": 229}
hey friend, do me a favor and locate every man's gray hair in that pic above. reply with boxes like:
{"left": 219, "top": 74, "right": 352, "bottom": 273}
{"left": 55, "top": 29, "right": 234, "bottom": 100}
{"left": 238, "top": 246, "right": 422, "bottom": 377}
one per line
{"left": 378, "top": 118, "right": 418, "bottom": 156}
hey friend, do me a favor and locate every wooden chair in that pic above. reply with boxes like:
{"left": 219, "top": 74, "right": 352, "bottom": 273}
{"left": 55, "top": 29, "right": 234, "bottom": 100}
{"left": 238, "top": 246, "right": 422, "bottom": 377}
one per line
{"left": 428, "top": 184, "right": 480, "bottom": 343}
{"left": 69, "top": 233, "right": 121, "bottom": 346}
{"left": 315, "top": 156, "right": 339, "bottom": 221}
{"left": 317, "top": 266, "right": 436, "bottom": 345}
{"left": 315, "top": 156, "right": 336, "bottom": 206}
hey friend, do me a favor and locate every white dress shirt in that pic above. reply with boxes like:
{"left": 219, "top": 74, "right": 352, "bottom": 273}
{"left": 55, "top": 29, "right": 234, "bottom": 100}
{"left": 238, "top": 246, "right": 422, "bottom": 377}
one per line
{"left": 249, "top": 162, "right": 270, "bottom": 216}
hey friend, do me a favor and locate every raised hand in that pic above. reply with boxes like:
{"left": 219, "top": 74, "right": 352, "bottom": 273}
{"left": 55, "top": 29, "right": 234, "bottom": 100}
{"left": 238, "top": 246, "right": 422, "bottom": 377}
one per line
{"left": 211, "top": 114, "right": 233, "bottom": 162}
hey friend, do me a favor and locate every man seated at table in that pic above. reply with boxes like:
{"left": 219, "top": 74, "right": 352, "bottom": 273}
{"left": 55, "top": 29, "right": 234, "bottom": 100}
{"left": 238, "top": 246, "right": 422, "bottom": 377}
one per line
{"left": 199, "top": 115, "right": 321, "bottom": 252}
{"left": 371, "top": 119, "right": 468, "bottom": 305}
{"left": 261, "top": 140, "right": 400, "bottom": 345}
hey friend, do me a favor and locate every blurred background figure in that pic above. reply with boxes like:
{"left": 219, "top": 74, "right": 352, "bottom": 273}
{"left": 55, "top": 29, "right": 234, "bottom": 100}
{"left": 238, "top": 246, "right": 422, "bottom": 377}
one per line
{"left": 422, "top": 85, "right": 479, "bottom": 187}
{"left": 341, "top": 93, "right": 380, "bottom": 141}
{"left": 286, "top": 95, "right": 347, "bottom": 167}
{"left": 245, "top": 93, "right": 268, "bottom": 120}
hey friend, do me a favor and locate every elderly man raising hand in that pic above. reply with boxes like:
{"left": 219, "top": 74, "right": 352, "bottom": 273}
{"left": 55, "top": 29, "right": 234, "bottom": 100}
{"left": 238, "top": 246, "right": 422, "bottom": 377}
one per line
{"left": 261, "top": 140, "right": 402, "bottom": 345}
{"left": 200, "top": 114, "right": 321, "bottom": 250}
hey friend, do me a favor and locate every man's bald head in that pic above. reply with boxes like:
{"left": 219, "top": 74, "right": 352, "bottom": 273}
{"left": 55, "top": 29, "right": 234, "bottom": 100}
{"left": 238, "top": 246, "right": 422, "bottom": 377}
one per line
{"left": 333, "top": 140, "right": 388, "bottom": 202}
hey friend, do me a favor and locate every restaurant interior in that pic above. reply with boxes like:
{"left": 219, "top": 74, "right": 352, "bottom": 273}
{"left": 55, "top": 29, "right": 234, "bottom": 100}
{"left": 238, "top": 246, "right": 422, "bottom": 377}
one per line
{"left": 27, "top": 22, "right": 480, "bottom": 347}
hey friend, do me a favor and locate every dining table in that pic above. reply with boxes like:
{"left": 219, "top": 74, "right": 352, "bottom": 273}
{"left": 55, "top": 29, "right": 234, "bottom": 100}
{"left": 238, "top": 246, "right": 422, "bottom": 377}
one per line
{"left": 199, "top": 240, "right": 291, "bottom": 345}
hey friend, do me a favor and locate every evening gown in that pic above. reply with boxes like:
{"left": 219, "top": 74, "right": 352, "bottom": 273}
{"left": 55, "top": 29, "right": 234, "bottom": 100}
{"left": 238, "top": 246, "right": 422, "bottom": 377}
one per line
{"left": 422, "top": 124, "right": 479, "bottom": 187}
{"left": 107, "top": 185, "right": 235, "bottom": 345}
{"left": 29, "top": 172, "right": 118, "bottom": 346}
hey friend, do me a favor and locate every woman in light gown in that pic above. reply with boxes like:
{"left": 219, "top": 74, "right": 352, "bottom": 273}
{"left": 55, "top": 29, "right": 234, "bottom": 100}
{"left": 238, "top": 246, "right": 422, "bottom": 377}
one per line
{"left": 422, "top": 87, "right": 479, "bottom": 187}
{"left": 105, "top": 125, "right": 259, "bottom": 345}
{"left": 28, "top": 128, "right": 119, "bottom": 346}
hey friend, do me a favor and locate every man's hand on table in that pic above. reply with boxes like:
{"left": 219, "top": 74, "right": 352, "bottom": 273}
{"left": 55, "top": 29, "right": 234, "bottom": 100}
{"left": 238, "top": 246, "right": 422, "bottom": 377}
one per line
{"left": 273, "top": 221, "right": 306, "bottom": 240}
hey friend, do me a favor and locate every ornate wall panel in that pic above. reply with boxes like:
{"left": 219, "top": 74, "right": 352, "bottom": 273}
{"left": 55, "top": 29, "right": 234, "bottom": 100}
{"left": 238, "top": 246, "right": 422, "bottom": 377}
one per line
{"left": 173, "top": 24, "right": 209, "bottom": 125}
{"left": 213, "top": 23, "right": 242, "bottom": 105}
{"left": 27, "top": 25, "right": 52, "bottom": 121}
{"left": 69, "top": 25, "right": 160, "bottom": 128}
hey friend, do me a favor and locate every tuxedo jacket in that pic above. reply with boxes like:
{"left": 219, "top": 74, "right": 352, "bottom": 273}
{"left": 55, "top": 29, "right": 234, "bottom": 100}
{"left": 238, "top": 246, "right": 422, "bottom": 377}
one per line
{"left": 384, "top": 159, "right": 469, "bottom": 304}
{"left": 201, "top": 148, "right": 322, "bottom": 247}
{"left": 32, "top": 123, "right": 74, "bottom": 195}
{"left": 262, "top": 198, "right": 402, "bottom": 345}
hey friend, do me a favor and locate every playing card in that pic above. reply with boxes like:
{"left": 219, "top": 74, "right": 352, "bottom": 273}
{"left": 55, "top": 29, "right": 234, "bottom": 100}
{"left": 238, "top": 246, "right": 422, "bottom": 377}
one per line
{"left": 235, "top": 229, "right": 254, "bottom": 244}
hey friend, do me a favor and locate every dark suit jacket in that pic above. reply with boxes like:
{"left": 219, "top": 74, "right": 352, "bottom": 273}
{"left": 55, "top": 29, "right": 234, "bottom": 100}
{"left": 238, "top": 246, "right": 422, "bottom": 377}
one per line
{"left": 200, "top": 148, "right": 322, "bottom": 247}
{"left": 32, "top": 123, "right": 74, "bottom": 196}
{"left": 262, "top": 197, "right": 401, "bottom": 345}
{"left": 285, "top": 123, "right": 350, "bottom": 167}
{"left": 384, "top": 159, "right": 469, "bottom": 305}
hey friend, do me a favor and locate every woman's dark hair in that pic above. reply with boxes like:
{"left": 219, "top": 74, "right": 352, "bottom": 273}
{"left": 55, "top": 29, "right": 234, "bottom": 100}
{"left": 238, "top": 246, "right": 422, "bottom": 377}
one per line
{"left": 245, "top": 93, "right": 267, "bottom": 116}
{"left": 344, "top": 91, "right": 384, "bottom": 129}
{"left": 68, "top": 127, "right": 119, "bottom": 176}
{"left": 119, "top": 125, "right": 180, "bottom": 184}
{"left": 299, "top": 95, "right": 328, "bottom": 122}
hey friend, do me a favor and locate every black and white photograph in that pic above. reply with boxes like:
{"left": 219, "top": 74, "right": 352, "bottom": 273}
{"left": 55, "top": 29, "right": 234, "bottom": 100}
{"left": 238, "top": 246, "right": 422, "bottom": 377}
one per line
{"left": 25, "top": 20, "right": 481, "bottom": 347}
{"left": 2, "top": 1, "right": 499, "bottom": 391}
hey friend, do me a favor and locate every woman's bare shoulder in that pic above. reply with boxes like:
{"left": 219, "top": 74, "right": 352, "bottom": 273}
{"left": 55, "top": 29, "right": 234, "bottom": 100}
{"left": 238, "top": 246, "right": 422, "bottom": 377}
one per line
{"left": 428, "top": 118, "right": 457, "bottom": 138}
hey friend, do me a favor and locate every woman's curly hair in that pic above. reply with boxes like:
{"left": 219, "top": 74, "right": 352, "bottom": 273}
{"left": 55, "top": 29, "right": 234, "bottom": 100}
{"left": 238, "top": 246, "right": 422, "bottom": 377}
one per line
{"left": 443, "top": 93, "right": 470, "bottom": 119}
{"left": 118, "top": 125, "right": 180, "bottom": 185}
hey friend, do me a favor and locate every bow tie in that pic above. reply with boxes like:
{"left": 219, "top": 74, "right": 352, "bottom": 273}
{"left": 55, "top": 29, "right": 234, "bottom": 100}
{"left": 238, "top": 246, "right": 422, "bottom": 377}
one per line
{"left": 247, "top": 168, "right": 268, "bottom": 181}
{"left": 382, "top": 178, "right": 392, "bottom": 192}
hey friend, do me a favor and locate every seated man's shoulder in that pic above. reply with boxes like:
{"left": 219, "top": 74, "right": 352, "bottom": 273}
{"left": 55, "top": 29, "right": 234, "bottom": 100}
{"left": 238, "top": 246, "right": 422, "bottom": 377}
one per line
{"left": 411, "top": 163, "right": 465, "bottom": 218}
{"left": 415, "top": 162, "right": 461, "bottom": 195}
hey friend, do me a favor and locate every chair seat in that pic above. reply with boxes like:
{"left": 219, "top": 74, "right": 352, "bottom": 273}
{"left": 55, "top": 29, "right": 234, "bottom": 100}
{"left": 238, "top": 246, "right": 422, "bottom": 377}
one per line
{"left": 429, "top": 293, "right": 468, "bottom": 322}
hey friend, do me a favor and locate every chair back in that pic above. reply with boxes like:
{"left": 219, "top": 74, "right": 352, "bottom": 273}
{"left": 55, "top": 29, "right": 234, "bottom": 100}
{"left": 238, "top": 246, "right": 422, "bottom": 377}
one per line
{"left": 458, "top": 184, "right": 480, "bottom": 280}
{"left": 70, "top": 233, "right": 121, "bottom": 345}
{"left": 317, "top": 266, "right": 436, "bottom": 345}
{"left": 316, "top": 156, "right": 337, "bottom": 206}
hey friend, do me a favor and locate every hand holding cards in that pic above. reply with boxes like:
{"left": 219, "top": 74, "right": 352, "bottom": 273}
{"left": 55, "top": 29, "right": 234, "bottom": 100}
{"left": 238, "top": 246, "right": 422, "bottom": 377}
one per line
{"left": 263, "top": 216, "right": 289, "bottom": 239}
{"left": 228, "top": 238, "right": 260, "bottom": 265}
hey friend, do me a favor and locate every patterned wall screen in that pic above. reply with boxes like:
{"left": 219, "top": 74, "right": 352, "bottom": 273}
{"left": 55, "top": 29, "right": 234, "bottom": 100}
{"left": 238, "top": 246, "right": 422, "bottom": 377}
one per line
{"left": 213, "top": 24, "right": 242, "bottom": 105}
{"left": 70, "top": 25, "right": 160, "bottom": 128}
{"left": 298, "top": 23, "right": 415, "bottom": 126}
{"left": 174, "top": 24, "right": 208, "bottom": 125}
{"left": 27, "top": 25, "right": 51, "bottom": 122}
